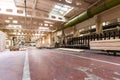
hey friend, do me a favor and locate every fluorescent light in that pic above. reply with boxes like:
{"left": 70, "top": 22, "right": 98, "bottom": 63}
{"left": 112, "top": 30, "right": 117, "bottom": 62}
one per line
{"left": 13, "top": 20, "right": 18, "bottom": 23}
{"left": 8, "top": 17, "right": 13, "bottom": 19}
{"left": 91, "top": 25, "right": 96, "bottom": 29}
{"left": 102, "top": 22, "right": 105, "bottom": 26}
{"left": 5, "top": 20, "right": 10, "bottom": 23}
{"left": 44, "top": 23, "right": 48, "bottom": 26}
{"left": 76, "top": 2, "right": 81, "bottom": 6}
{"left": 44, "top": 21, "right": 53, "bottom": 24}
{"left": 50, "top": 24, "right": 53, "bottom": 27}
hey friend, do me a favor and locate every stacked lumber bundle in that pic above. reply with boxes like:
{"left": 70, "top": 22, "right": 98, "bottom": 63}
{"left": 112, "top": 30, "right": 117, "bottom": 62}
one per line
{"left": 9, "top": 46, "right": 19, "bottom": 51}
{"left": 0, "top": 31, "right": 6, "bottom": 52}
{"left": 90, "top": 39, "right": 120, "bottom": 51}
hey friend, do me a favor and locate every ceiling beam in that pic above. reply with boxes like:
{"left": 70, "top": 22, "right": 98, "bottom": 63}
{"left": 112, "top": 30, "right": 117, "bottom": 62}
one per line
{"left": 30, "top": 0, "right": 38, "bottom": 29}
{"left": 0, "top": 27, "right": 52, "bottom": 32}
{"left": 33, "top": 0, "right": 37, "bottom": 9}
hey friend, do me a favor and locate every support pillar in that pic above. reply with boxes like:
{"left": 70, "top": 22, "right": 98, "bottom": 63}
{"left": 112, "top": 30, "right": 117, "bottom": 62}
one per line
{"left": 61, "top": 29, "right": 66, "bottom": 47}
{"left": 95, "top": 15, "right": 103, "bottom": 34}
{"left": 49, "top": 32, "right": 54, "bottom": 47}
{"left": 73, "top": 25, "right": 79, "bottom": 37}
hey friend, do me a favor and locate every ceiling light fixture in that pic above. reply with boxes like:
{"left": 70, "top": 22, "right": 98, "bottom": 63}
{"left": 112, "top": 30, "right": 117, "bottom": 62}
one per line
{"left": 76, "top": 2, "right": 81, "bottom": 6}
{"left": 8, "top": 17, "right": 13, "bottom": 19}
{"left": 44, "top": 21, "right": 53, "bottom": 24}
{"left": 50, "top": 24, "right": 53, "bottom": 27}
{"left": 44, "top": 23, "right": 48, "bottom": 26}
{"left": 5, "top": 20, "right": 10, "bottom": 23}
{"left": 13, "top": 20, "right": 18, "bottom": 23}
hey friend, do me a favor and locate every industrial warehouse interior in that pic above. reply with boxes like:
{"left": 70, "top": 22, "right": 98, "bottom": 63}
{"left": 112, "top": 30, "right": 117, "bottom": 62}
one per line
{"left": 0, "top": 0, "right": 120, "bottom": 80}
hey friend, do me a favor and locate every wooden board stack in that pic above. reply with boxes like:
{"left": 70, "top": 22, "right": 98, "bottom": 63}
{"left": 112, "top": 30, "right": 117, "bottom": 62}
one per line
{"left": 0, "top": 31, "right": 6, "bottom": 52}
{"left": 90, "top": 39, "right": 120, "bottom": 51}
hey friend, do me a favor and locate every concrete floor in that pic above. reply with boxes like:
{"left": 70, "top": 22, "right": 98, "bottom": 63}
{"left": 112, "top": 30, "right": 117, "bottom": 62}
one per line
{"left": 0, "top": 48, "right": 120, "bottom": 80}
{"left": 0, "top": 51, "right": 25, "bottom": 80}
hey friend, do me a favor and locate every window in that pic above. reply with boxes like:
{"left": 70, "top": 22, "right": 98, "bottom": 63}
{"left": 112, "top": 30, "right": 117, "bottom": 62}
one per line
{"left": 65, "top": 0, "right": 72, "bottom": 3}
{"left": 50, "top": 3, "right": 73, "bottom": 16}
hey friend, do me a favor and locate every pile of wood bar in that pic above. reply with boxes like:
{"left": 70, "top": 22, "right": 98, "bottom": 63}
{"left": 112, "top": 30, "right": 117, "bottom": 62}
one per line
{"left": 9, "top": 46, "right": 19, "bottom": 51}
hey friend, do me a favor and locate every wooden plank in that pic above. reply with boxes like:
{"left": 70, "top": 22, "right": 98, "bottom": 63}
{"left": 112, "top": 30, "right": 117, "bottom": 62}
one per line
{"left": 91, "top": 47, "right": 120, "bottom": 50}
{"left": 90, "top": 42, "right": 120, "bottom": 47}
{"left": 90, "top": 39, "right": 120, "bottom": 51}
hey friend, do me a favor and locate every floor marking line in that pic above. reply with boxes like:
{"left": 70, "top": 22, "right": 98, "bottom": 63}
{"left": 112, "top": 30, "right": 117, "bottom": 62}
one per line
{"left": 58, "top": 48, "right": 85, "bottom": 52}
{"left": 57, "top": 50, "right": 120, "bottom": 66}
{"left": 22, "top": 51, "right": 31, "bottom": 80}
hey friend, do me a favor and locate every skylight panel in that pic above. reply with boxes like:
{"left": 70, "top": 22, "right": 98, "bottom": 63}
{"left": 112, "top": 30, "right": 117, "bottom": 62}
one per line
{"left": 65, "top": 0, "right": 72, "bottom": 3}
{"left": 50, "top": 3, "right": 73, "bottom": 16}
{"left": 59, "top": 10, "right": 65, "bottom": 14}
{"left": 61, "top": 7, "right": 68, "bottom": 11}
{"left": 54, "top": 5, "right": 62, "bottom": 9}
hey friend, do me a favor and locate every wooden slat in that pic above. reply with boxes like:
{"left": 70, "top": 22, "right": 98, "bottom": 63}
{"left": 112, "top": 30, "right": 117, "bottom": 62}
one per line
{"left": 90, "top": 42, "right": 120, "bottom": 47}
{"left": 91, "top": 47, "right": 120, "bottom": 50}
{"left": 90, "top": 39, "right": 120, "bottom": 51}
